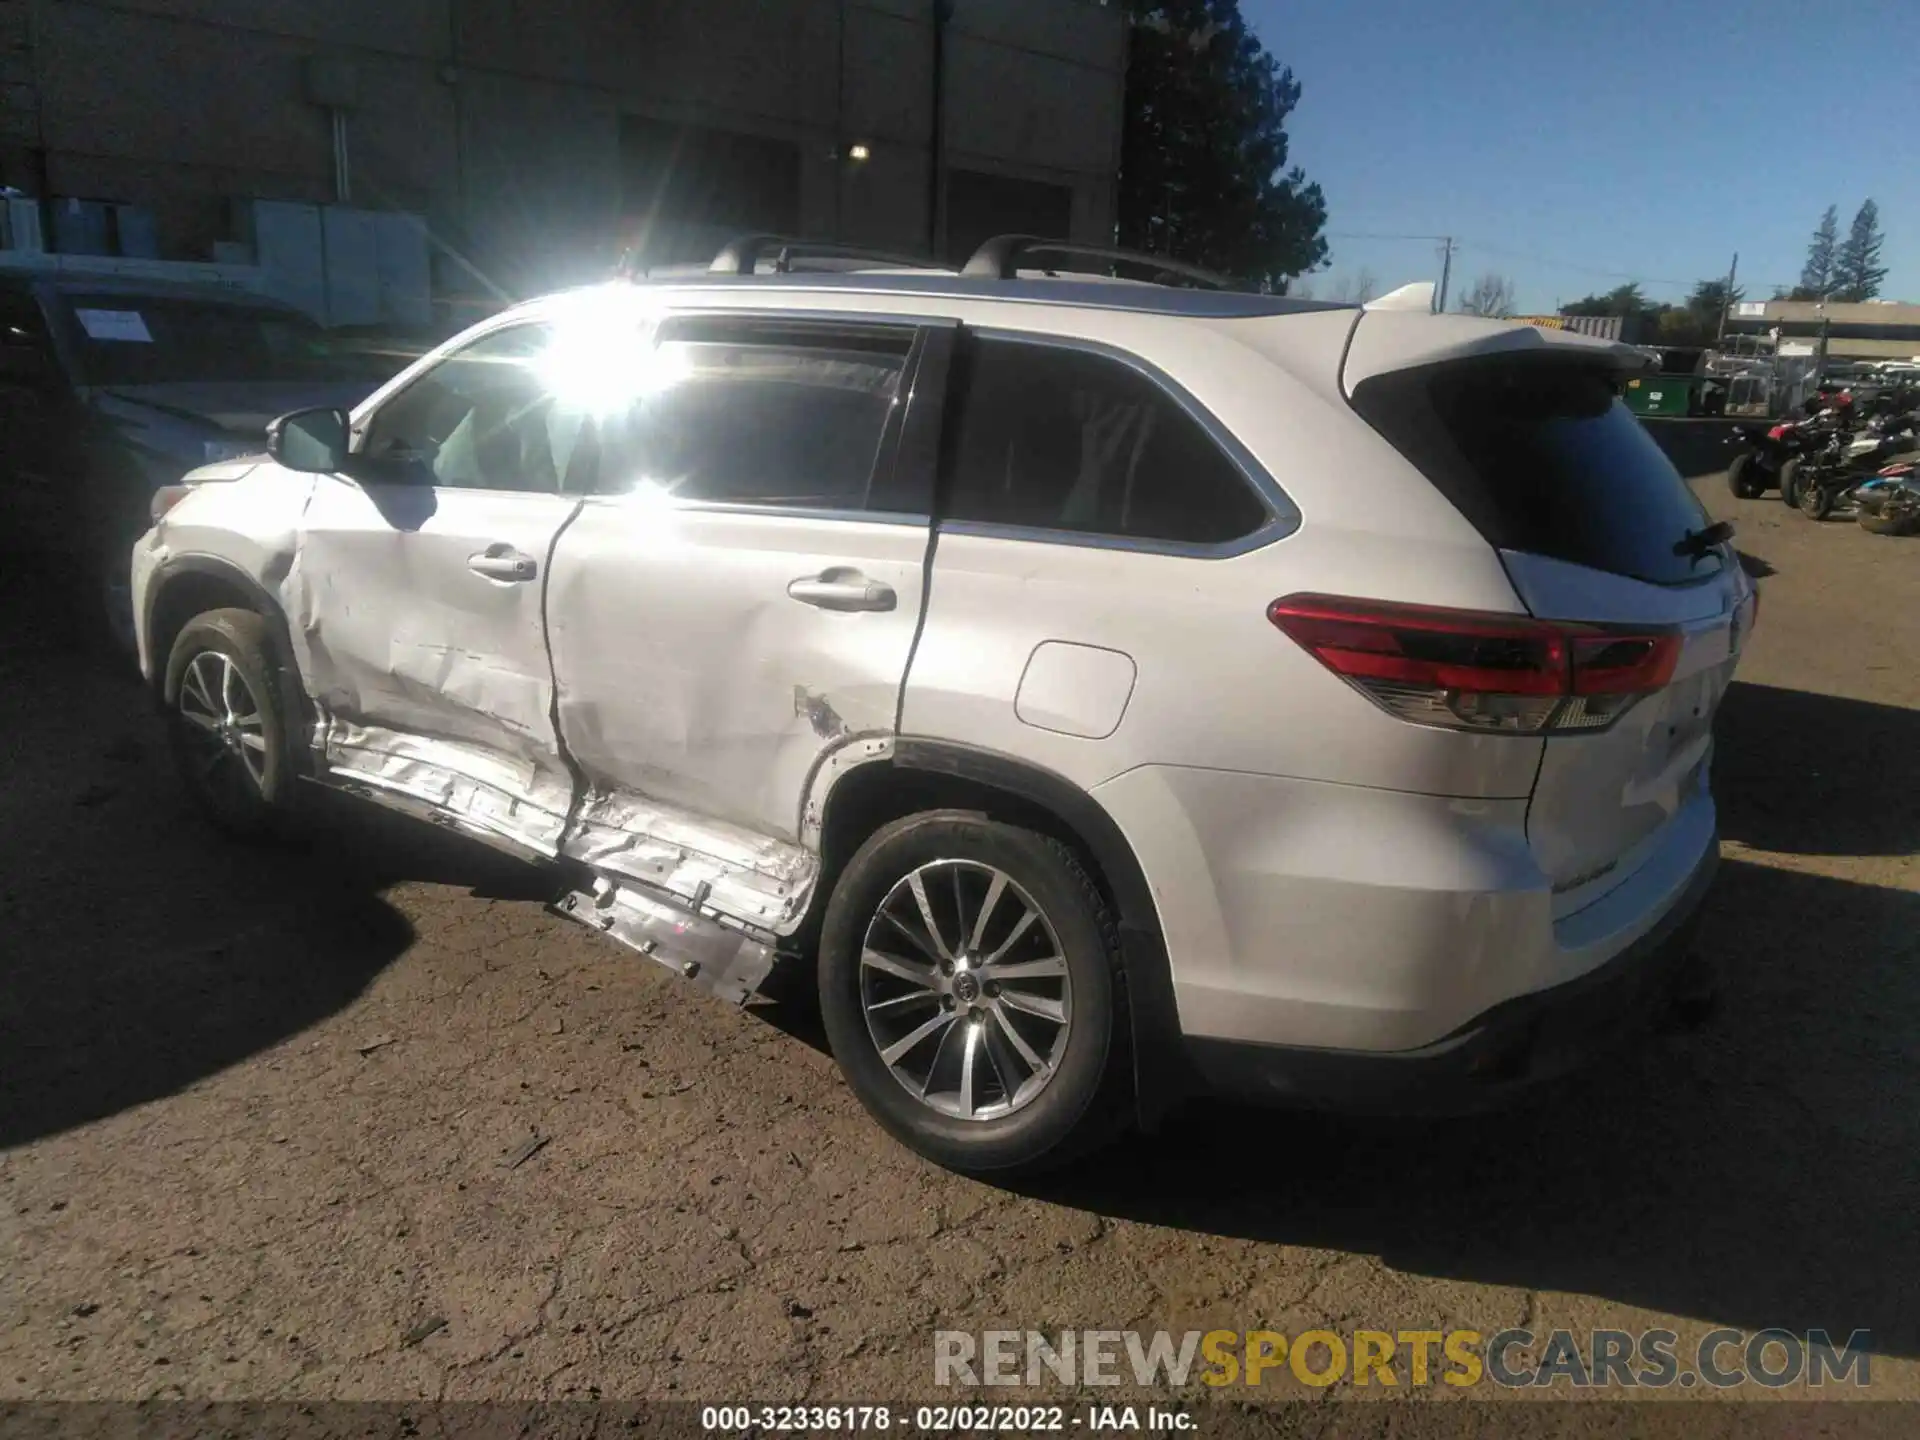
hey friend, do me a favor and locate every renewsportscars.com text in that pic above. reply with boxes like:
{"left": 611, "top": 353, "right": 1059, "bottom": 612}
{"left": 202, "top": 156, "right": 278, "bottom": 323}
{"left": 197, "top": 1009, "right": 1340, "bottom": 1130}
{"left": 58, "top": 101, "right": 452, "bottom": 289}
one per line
{"left": 933, "top": 1328, "right": 1874, "bottom": 1389}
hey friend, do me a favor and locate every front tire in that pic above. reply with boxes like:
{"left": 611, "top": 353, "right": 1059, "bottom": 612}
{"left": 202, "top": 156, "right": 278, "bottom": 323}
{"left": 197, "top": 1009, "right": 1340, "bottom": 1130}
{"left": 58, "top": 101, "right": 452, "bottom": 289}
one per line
{"left": 163, "top": 608, "right": 299, "bottom": 839}
{"left": 1800, "top": 477, "right": 1834, "bottom": 520}
{"left": 1727, "top": 452, "right": 1764, "bottom": 500}
{"left": 818, "top": 811, "right": 1128, "bottom": 1174}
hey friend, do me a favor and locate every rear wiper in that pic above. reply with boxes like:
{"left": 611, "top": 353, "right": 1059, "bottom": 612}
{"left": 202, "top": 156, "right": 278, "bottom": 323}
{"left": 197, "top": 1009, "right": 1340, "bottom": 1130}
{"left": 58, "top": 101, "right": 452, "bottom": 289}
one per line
{"left": 1673, "top": 520, "right": 1735, "bottom": 559}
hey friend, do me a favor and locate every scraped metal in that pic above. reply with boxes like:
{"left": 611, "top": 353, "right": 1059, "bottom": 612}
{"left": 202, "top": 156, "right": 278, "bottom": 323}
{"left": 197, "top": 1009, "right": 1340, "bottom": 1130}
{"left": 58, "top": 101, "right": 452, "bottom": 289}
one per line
{"left": 318, "top": 719, "right": 571, "bottom": 858}
{"left": 563, "top": 788, "right": 818, "bottom": 933}
{"left": 554, "top": 880, "right": 776, "bottom": 1006}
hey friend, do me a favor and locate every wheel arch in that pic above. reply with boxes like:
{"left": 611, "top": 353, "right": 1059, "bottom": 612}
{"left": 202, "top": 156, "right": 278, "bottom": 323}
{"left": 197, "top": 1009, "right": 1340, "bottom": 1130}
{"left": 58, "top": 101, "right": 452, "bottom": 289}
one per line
{"left": 816, "top": 738, "right": 1196, "bottom": 1125}
{"left": 144, "top": 554, "right": 316, "bottom": 773}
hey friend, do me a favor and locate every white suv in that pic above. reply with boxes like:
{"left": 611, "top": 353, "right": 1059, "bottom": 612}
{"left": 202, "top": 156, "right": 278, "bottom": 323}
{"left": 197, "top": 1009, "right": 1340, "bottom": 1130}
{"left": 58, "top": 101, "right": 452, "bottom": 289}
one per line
{"left": 130, "top": 237, "right": 1753, "bottom": 1174}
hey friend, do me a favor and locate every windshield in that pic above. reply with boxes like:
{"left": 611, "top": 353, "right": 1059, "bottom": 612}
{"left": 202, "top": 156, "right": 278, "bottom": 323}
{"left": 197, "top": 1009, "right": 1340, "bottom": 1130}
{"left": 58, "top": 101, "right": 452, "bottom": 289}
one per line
{"left": 63, "top": 294, "right": 384, "bottom": 387}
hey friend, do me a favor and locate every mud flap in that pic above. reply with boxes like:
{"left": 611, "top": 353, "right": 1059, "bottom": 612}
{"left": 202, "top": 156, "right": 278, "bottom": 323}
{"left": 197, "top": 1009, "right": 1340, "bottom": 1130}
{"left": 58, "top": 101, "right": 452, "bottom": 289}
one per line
{"left": 552, "top": 878, "right": 776, "bottom": 1007}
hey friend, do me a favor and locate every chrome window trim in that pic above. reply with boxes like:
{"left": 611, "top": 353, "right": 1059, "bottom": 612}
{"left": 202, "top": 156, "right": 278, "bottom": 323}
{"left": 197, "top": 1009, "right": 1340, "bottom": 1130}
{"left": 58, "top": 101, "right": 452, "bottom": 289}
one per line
{"left": 944, "top": 326, "right": 1302, "bottom": 559}
{"left": 574, "top": 494, "right": 929, "bottom": 529}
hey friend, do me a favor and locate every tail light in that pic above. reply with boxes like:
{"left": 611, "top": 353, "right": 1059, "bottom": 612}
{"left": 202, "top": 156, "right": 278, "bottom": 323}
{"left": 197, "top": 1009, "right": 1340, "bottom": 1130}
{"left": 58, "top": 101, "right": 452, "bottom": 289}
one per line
{"left": 1268, "top": 595, "right": 1681, "bottom": 735}
{"left": 1767, "top": 424, "right": 1790, "bottom": 441}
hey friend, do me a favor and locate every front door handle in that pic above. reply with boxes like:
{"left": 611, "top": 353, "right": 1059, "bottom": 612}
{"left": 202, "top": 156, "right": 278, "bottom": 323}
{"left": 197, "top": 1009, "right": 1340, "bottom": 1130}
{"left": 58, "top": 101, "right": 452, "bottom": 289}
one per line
{"left": 468, "top": 545, "right": 539, "bottom": 582}
{"left": 787, "top": 572, "right": 896, "bottom": 613}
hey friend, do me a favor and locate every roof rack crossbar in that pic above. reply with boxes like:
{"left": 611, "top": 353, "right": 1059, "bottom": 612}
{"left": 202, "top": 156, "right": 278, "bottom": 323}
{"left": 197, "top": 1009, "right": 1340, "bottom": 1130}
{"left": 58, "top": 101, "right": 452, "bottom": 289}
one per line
{"left": 960, "top": 235, "right": 1235, "bottom": 290}
{"left": 708, "top": 234, "right": 946, "bottom": 276}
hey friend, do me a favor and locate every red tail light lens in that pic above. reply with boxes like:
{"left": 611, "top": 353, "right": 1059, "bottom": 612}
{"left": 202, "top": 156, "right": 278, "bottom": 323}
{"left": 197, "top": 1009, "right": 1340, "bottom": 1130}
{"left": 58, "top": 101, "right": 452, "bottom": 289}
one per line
{"left": 1268, "top": 595, "right": 1681, "bottom": 735}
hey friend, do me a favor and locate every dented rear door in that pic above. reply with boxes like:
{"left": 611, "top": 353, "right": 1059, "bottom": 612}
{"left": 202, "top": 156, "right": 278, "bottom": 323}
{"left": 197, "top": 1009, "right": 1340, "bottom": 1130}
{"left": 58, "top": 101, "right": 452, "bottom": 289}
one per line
{"left": 543, "top": 314, "right": 949, "bottom": 935}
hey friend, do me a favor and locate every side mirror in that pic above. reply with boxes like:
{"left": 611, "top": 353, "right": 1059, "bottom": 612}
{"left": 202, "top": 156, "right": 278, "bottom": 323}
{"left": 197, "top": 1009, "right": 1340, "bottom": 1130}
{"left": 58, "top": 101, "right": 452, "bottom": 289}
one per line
{"left": 266, "top": 406, "right": 350, "bottom": 474}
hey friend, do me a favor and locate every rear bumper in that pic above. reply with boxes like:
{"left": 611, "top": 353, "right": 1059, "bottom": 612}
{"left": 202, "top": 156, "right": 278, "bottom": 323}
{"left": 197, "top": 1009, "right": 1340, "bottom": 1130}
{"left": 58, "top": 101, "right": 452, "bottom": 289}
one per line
{"left": 1185, "top": 837, "right": 1718, "bottom": 1114}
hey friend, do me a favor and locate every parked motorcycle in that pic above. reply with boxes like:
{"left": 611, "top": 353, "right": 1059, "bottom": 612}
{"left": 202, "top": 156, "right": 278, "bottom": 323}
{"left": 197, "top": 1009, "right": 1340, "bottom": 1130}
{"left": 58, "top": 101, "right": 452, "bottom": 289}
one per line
{"left": 1726, "top": 410, "right": 1841, "bottom": 499}
{"left": 1795, "top": 413, "right": 1920, "bottom": 520}
{"left": 1855, "top": 461, "right": 1920, "bottom": 536}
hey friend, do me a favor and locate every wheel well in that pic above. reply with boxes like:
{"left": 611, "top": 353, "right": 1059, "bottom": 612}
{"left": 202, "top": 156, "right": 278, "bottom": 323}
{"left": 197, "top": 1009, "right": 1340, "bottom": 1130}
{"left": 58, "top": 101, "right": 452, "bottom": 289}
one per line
{"left": 811, "top": 749, "right": 1195, "bottom": 1125}
{"left": 146, "top": 571, "right": 261, "bottom": 685}
{"left": 816, "top": 763, "right": 1120, "bottom": 929}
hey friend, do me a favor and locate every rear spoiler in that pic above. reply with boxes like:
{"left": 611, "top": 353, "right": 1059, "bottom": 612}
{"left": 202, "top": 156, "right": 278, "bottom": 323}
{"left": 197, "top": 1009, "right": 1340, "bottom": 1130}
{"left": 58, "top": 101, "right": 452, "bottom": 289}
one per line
{"left": 1342, "top": 310, "right": 1653, "bottom": 396}
{"left": 1362, "top": 282, "right": 1435, "bottom": 312}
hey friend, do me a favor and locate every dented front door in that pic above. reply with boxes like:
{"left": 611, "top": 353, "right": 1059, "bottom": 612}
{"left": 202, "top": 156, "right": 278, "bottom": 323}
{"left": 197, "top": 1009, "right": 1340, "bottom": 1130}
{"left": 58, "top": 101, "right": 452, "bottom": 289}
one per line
{"left": 542, "top": 314, "right": 945, "bottom": 934}
{"left": 284, "top": 321, "right": 587, "bottom": 856}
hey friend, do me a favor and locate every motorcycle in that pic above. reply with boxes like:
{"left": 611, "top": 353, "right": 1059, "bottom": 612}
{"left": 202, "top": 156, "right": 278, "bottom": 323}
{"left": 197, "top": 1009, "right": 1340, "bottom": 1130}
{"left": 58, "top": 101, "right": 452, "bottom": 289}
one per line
{"left": 1794, "top": 412, "right": 1920, "bottom": 520}
{"left": 1726, "top": 409, "right": 1841, "bottom": 499}
{"left": 1855, "top": 460, "right": 1920, "bottom": 536}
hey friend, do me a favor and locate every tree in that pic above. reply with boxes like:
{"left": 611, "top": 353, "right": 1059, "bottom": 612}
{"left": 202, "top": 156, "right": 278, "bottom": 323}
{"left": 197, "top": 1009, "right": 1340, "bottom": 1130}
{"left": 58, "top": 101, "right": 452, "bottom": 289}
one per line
{"left": 1118, "top": 1, "right": 1329, "bottom": 289}
{"left": 1328, "top": 268, "right": 1378, "bottom": 304}
{"left": 1455, "top": 272, "right": 1516, "bottom": 317}
{"left": 1795, "top": 205, "right": 1839, "bottom": 300}
{"left": 1652, "top": 277, "right": 1745, "bottom": 347}
{"left": 1832, "top": 199, "right": 1889, "bottom": 302}
{"left": 1562, "top": 283, "right": 1648, "bottom": 319}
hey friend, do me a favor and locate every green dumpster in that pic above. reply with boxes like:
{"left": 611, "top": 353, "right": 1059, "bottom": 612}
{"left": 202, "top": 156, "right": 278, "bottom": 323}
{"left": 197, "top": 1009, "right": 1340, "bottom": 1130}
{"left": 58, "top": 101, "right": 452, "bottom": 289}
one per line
{"left": 1623, "top": 374, "right": 1724, "bottom": 418}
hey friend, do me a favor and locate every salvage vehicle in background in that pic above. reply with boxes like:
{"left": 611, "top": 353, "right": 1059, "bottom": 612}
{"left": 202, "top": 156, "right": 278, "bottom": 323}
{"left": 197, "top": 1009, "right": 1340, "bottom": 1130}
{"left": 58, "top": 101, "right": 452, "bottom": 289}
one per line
{"left": 0, "top": 272, "right": 399, "bottom": 645}
{"left": 127, "top": 235, "right": 1752, "bottom": 1174}
{"left": 1725, "top": 410, "right": 1832, "bottom": 499}
{"left": 1854, "top": 461, "right": 1920, "bottom": 535}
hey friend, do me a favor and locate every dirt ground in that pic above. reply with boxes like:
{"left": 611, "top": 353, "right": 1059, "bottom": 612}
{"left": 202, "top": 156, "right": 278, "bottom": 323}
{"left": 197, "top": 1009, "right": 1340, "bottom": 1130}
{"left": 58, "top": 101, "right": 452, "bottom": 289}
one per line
{"left": 3, "top": 475, "right": 1917, "bottom": 1409}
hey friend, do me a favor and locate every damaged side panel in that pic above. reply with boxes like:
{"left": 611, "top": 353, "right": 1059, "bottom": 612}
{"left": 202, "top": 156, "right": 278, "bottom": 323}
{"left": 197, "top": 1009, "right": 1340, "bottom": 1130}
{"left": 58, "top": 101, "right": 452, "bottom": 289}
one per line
{"left": 543, "top": 503, "right": 933, "bottom": 936}
{"left": 282, "top": 479, "right": 584, "bottom": 859}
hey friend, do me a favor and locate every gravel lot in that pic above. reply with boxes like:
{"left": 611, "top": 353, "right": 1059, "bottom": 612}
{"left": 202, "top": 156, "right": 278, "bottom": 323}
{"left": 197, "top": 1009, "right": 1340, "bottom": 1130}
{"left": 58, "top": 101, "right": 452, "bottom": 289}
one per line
{"left": 3, "top": 476, "right": 1917, "bottom": 1408}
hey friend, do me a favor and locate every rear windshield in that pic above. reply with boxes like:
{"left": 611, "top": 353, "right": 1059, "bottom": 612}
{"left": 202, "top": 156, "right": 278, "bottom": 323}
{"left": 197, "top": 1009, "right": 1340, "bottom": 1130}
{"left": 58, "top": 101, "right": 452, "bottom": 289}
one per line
{"left": 1350, "top": 357, "right": 1721, "bottom": 585}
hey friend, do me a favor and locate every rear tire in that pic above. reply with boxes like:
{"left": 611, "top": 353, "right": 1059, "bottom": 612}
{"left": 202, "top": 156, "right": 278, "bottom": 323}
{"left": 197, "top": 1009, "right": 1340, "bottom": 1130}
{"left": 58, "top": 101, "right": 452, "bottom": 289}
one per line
{"left": 817, "top": 810, "right": 1129, "bottom": 1174}
{"left": 1726, "top": 453, "right": 1764, "bottom": 500}
{"left": 1777, "top": 458, "right": 1802, "bottom": 508}
{"left": 163, "top": 608, "right": 300, "bottom": 840}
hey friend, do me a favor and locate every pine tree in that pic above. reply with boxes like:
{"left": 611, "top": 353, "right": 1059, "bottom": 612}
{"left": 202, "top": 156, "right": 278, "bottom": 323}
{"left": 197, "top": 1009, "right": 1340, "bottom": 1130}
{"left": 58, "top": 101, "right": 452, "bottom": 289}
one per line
{"left": 1832, "top": 199, "right": 1889, "bottom": 303}
{"left": 1118, "top": 1, "right": 1329, "bottom": 289}
{"left": 1795, "top": 206, "right": 1839, "bottom": 301}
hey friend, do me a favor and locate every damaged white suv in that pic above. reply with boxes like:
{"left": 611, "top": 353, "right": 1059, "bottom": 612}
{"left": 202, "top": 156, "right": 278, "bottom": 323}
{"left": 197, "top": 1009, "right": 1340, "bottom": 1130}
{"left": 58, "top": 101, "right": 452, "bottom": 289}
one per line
{"left": 132, "top": 237, "right": 1753, "bottom": 1174}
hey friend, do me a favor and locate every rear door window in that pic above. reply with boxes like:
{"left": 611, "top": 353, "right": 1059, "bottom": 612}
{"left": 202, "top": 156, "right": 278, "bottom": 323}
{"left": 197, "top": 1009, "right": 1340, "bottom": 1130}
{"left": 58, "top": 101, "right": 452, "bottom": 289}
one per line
{"left": 1350, "top": 358, "right": 1721, "bottom": 585}
{"left": 940, "top": 336, "right": 1271, "bottom": 547}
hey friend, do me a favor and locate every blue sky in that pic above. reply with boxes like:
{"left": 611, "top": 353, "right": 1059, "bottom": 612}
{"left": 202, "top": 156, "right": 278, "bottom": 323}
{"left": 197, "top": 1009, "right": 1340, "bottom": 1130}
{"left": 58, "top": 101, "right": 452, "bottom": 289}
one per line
{"left": 1244, "top": 0, "right": 1919, "bottom": 312}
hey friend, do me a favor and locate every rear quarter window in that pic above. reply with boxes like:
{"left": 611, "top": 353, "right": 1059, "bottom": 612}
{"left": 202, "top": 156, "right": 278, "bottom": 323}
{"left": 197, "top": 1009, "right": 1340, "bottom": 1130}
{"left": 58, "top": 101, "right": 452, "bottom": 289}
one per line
{"left": 941, "top": 336, "right": 1271, "bottom": 547}
{"left": 1350, "top": 357, "right": 1720, "bottom": 585}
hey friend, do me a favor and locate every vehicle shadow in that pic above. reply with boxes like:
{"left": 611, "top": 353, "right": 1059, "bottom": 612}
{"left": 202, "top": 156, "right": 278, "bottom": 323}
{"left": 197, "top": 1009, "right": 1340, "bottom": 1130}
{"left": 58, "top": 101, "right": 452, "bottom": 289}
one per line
{"left": 1024, "top": 857, "right": 1920, "bottom": 1356}
{"left": 0, "top": 549, "right": 548, "bottom": 1150}
{"left": 1715, "top": 680, "right": 1920, "bottom": 858}
{"left": 1013, "top": 680, "right": 1920, "bottom": 1355}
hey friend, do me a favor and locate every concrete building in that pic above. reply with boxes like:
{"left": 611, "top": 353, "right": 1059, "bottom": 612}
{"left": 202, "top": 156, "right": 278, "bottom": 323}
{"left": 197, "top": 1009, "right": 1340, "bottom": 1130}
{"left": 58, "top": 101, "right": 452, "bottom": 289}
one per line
{"left": 0, "top": 0, "right": 1126, "bottom": 301}
{"left": 1722, "top": 299, "right": 1920, "bottom": 364}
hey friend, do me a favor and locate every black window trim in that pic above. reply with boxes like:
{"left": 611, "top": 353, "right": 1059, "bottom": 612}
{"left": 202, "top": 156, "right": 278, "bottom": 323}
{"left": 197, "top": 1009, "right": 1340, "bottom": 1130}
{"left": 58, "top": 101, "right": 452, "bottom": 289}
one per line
{"left": 934, "top": 327, "right": 1301, "bottom": 559}
{"left": 571, "top": 305, "right": 948, "bottom": 527}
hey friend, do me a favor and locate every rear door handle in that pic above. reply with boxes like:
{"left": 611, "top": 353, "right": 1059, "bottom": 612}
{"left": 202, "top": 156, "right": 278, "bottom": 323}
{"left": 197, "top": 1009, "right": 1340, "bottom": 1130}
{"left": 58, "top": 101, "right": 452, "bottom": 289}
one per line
{"left": 468, "top": 545, "right": 539, "bottom": 582}
{"left": 787, "top": 573, "right": 896, "bottom": 613}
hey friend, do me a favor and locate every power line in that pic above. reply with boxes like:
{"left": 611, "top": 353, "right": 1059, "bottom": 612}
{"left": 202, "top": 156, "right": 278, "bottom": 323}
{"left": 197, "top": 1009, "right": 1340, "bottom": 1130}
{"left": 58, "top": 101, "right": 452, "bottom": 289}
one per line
{"left": 1326, "top": 230, "right": 1712, "bottom": 294}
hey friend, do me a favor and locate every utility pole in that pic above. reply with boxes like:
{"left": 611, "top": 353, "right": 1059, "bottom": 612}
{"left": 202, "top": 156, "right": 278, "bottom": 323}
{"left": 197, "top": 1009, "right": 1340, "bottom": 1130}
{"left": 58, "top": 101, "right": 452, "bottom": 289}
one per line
{"left": 1435, "top": 237, "right": 1455, "bottom": 314}
{"left": 1715, "top": 251, "right": 1738, "bottom": 344}
{"left": 928, "top": 0, "right": 954, "bottom": 258}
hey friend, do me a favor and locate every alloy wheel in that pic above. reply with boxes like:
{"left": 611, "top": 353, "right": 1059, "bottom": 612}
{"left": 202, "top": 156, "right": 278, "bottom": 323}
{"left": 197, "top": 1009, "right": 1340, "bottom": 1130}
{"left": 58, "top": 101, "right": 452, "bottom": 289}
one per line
{"left": 859, "top": 860, "right": 1072, "bottom": 1121}
{"left": 176, "top": 650, "right": 269, "bottom": 801}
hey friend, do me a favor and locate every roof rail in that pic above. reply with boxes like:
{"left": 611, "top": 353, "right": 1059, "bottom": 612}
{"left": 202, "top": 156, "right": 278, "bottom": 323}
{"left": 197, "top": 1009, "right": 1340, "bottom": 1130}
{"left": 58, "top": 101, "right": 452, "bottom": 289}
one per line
{"left": 707, "top": 234, "right": 948, "bottom": 276}
{"left": 961, "top": 235, "right": 1235, "bottom": 290}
